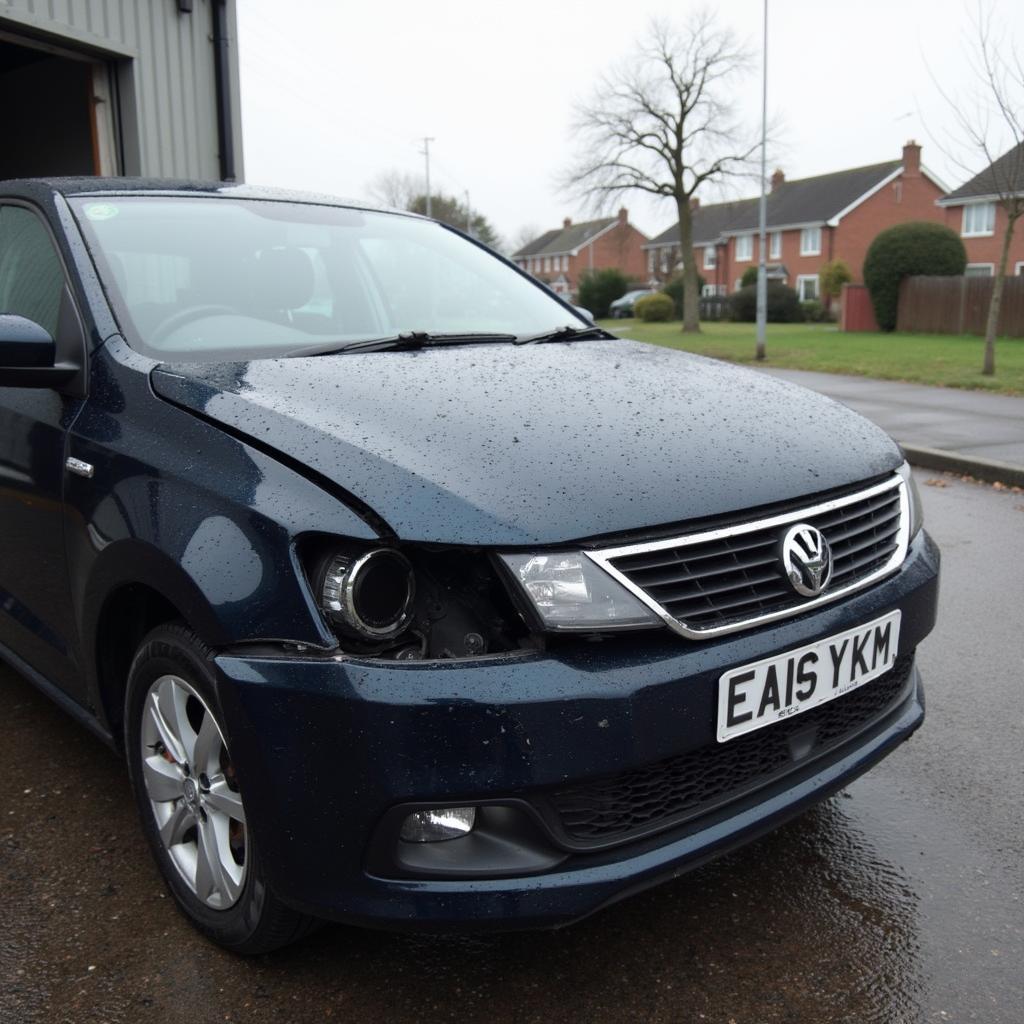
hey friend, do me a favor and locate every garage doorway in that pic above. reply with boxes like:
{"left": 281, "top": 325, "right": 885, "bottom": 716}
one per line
{"left": 0, "top": 33, "right": 119, "bottom": 180}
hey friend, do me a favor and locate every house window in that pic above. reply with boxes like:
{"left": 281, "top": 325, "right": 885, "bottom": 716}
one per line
{"left": 800, "top": 227, "right": 821, "bottom": 256}
{"left": 703, "top": 245, "right": 717, "bottom": 270}
{"left": 962, "top": 202, "right": 996, "bottom": 237}
{"left": 735, "top": 234, "right": 753, "bottom": 261}
{"left": 770, "top": 231, "right": 781, "bottom": 259}
{"left": 1016, "top": 262, "right": 1024, "bottom": 276}
{"left": 797, "top": 274, "right": 820, "bottom": 301}
{"left": 543, "top": 257, "right": 550, "bottom": 272}
{"left": 647, "top": 250, "right": 655, "bottom": 274}
{"left": 563, "top": 255, "right": 569, "bottom": 271}
{"left": 964, "top": 263, "right": 994, "bottom": 277}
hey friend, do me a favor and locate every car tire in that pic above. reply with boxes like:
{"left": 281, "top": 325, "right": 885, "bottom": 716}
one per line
{"left": 124, "top": 622, "right": 317, "bottom": 953}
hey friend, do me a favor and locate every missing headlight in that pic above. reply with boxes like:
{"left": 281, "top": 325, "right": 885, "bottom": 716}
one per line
{"left": 319, "top": 548, "right": 415, "bottom": 640}
{"left": 304, "top": 539, "right": 534, "bottom": 660}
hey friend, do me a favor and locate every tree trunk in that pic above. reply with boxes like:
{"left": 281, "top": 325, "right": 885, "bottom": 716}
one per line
{"left": 982, "top": 213, "right": 1016, "bottom": 376}
{"left": 677, "top": 197, "right": 700, "bottom": 333}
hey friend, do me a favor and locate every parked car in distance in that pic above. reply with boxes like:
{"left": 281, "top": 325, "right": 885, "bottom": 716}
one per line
{"left": 608, "top": 288, "right": 655, "bottom": 317}
{"left": 0, "top": 178, "right": 939, "bottom": 953}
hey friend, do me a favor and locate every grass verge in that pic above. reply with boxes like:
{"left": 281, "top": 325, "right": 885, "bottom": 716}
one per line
{"left": 598, "top": 319, "right": 1024, "bottom": 395}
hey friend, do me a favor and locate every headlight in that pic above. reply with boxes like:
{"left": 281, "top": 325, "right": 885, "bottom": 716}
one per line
{"left": 897, "top": 461, "right": 924, "bottom": 538}
{"left": 499, "top": 552, "right": 661, "bottom": 631}
{"left": 319, "top": 548, "right": 415, "bottom": 640}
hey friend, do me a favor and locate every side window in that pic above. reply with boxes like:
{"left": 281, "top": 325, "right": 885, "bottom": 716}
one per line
{"left": 0, "top": 206, "right": 65, "bottom": 338}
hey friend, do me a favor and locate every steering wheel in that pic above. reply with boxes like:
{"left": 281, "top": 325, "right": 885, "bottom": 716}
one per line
{"left": 151, "top": 305, "right": 237, "bottom": 344}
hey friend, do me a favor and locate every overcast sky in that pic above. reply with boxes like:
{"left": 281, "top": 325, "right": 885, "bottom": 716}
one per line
{"left": 237, "top": 0, "right": 1023, "bottom": 249}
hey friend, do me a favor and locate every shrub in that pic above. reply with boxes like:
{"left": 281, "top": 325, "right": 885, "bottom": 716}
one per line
{"left": 728, "top": 282, "right": 803, "bottom": 323}
{"left": 577, "top": 268, "right": 631, "bottom": 319}
{"left": 634, "top": 292, "right": 674, "bottom": 322}
{"left": 819, "top": 259, "right": 852, "bottom": 299}
{"left": 660, "top": 272, "right": 705, "bottom": 318}
{"left": 740, "top": 266, "right": 759, "bottom": 289}
{"left": 863, "top": 222, "right": 966, "bottom": 330}
{"left": 800, "top": 300, "right": 835, "bottom": 323}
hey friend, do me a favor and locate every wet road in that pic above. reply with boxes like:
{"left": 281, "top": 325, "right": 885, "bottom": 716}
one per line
{"left": 1, "top": 471, "right": 1021, "bottom": 1024}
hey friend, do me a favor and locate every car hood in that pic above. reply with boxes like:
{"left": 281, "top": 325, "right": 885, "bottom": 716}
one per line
{"left": 150, "top": 339, "right": 902, "bottom": 546}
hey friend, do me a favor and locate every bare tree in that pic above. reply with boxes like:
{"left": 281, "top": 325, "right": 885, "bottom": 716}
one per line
{"left": 366, "top": 170, "right": 423, "bottom": 210}
{"left": 564, "top": 11, "right": 758, "bottom": 332}
{"left": 934, "top": 4, "right": 1024, "bottom": 375}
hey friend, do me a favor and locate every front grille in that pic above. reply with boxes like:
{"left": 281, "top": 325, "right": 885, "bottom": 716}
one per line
{"left": 596, "top": 476, "right": 906, "bottom": 637}
{"left": 545, "top": 653, "right": 914, "bottom": 849}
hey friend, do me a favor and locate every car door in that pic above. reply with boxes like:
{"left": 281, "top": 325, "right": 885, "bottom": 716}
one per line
{"left": 0, "top": 202, "right": 86, "bottom": 700}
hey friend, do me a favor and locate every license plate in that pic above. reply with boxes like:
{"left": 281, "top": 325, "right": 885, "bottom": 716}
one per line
{"left": 717, "top": 611, "right": 902, "bottom": 743}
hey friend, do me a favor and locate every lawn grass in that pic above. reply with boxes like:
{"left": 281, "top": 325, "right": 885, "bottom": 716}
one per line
{"left": 597, "top": 319, "right": 1024, "bottom": 396}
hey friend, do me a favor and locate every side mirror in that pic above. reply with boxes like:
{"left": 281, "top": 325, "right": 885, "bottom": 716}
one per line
{"left": 0, "top": 314, "right": 56, "bottom": 368}
{"left": 0, "top": 311, "right": 81, "bottom": 392}
{"left": 573, "top": 305, "right": 594, "bottom": 322}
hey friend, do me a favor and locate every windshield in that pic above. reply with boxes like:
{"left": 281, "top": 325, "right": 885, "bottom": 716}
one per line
{"left": 70, "top": 196, "right": 586, "bottom": 362}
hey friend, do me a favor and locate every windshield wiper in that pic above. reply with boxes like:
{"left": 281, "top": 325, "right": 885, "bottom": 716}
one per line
{"left": 286, "top": 331, "right": 518, "bottom": 358}
{"left": 512, "top": 325, "right": 614, "bottom": 346}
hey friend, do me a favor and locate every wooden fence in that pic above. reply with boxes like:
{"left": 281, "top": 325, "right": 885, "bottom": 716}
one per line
{"left": 840, "top": 284, "right": 879, "bottom": 332}
{"left": 897, "top": 275, "right": 1024, "bottom": 337}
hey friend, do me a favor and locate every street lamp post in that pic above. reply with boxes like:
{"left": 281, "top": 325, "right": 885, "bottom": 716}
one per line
{"left": 755, "top": 0, "right": 768, "bottom": 360}
{"left": 420, "top": 136, "right": 435, "bottom": 218}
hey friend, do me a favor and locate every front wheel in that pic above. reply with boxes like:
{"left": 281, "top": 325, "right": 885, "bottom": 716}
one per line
{"left": 125, "top": 623, "right": 316, "bottom": 953}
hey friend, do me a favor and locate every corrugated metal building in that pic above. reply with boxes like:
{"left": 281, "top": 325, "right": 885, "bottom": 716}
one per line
{"left": 0, "top": 0, "right": 243, "bottom": 181}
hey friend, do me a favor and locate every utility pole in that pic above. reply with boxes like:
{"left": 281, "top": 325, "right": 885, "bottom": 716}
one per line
{"left": 755, "top": 0, "right": 768, "bottom": 361}
{"left": 420, "top": 136, "right": 435, "bottom": 218}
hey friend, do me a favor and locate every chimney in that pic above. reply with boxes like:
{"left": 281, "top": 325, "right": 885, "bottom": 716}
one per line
{"left": 618, "top": 207, "right": 628, "bottom": 225}
{"left": 902, "top": 140, "right": 921, "bottom": 176}
{"left": 690, "top": 197, "right": 700, "bottom": 211}
{"left": 563, "top": 216, "right": 572, "bottom": 229}
{"left": 771, "top": 168, "right": 785, "bottom": 191}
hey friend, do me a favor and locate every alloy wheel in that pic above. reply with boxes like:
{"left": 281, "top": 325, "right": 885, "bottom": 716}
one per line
{"left": 139, "top": 674, "right": 247, "bottom": 909}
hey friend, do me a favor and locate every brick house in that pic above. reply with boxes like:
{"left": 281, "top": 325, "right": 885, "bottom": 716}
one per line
{"left": 643, "top": 143, "right": 947, "bottom": 302}
{"left": 936, "top": 140, "right": 1024, "bottom": 278}
{"left": 512, "top": 209, "right": 649, "bottom": 299}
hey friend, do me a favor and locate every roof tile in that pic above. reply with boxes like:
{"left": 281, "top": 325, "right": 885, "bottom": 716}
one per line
{"left": 513, "top": 217, "right": 617, "bottom": 257}
{"left": 645, "top": 160, "right": 902, "bottom": 247}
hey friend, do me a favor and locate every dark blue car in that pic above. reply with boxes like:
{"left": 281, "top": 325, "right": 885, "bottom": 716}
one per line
{"left": 0, "top": 179, "right": 939, "bottom": 953}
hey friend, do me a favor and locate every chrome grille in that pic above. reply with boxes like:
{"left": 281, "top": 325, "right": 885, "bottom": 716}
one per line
{"left": 590, "top": 475, "right": 908, "bottom": 639}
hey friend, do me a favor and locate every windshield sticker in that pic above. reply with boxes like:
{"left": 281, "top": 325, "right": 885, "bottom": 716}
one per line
{"left": 84, "top": 203, "right": 119, "bottom": 221}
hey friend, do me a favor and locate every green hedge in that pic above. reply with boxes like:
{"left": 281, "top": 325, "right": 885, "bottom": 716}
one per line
{"left": 634, "top": 293, "right": 674, "bottom": 322}
{"left": 863, "top": 222, "right": 966, "bottom": 331}
{"left": 728, "top": 282, "right": 804, "bottom": 323}
{"left": 577, "top": 268, "right": 631, "bottom": 319}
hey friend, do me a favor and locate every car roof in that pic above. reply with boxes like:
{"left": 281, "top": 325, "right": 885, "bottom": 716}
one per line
{"left": 0, "top": 176, "right": 411, "bottom": 218}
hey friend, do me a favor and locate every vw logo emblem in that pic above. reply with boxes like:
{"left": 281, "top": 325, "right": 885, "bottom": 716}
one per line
{"left": 780, "top": 523, "right": 833, "bottom": 597}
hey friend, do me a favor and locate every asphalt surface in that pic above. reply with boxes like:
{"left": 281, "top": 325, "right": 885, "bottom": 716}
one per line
{"left": 757, "top": 368, "right": 1024, "bottom": 469}
{"left": 1, "top": 470, "right": 1022, "bottom": 1024}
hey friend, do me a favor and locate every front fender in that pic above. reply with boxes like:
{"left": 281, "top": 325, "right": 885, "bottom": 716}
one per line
{"left": 66, "top": 339, "right": 380, "bottom": 710}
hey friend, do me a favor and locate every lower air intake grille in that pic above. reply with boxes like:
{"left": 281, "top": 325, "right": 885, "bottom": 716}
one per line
{"left": 545, "top": 653, "right": 914, "bottom": 848}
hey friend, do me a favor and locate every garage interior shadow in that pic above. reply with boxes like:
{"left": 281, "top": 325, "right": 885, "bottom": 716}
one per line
{"left": 0, "top": 660, "right": 925, "bottom": 1024}
{"left": 0, "top": 39, "right": 98, "bottom": 180}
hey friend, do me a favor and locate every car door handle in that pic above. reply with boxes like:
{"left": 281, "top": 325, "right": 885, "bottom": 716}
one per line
{"left": 65, "top": 457, "right": 94, "bottom": 479}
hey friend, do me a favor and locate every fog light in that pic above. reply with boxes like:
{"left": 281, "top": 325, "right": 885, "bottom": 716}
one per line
{"left": 399, "top": 806, "right": 477, "bottom": 843}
